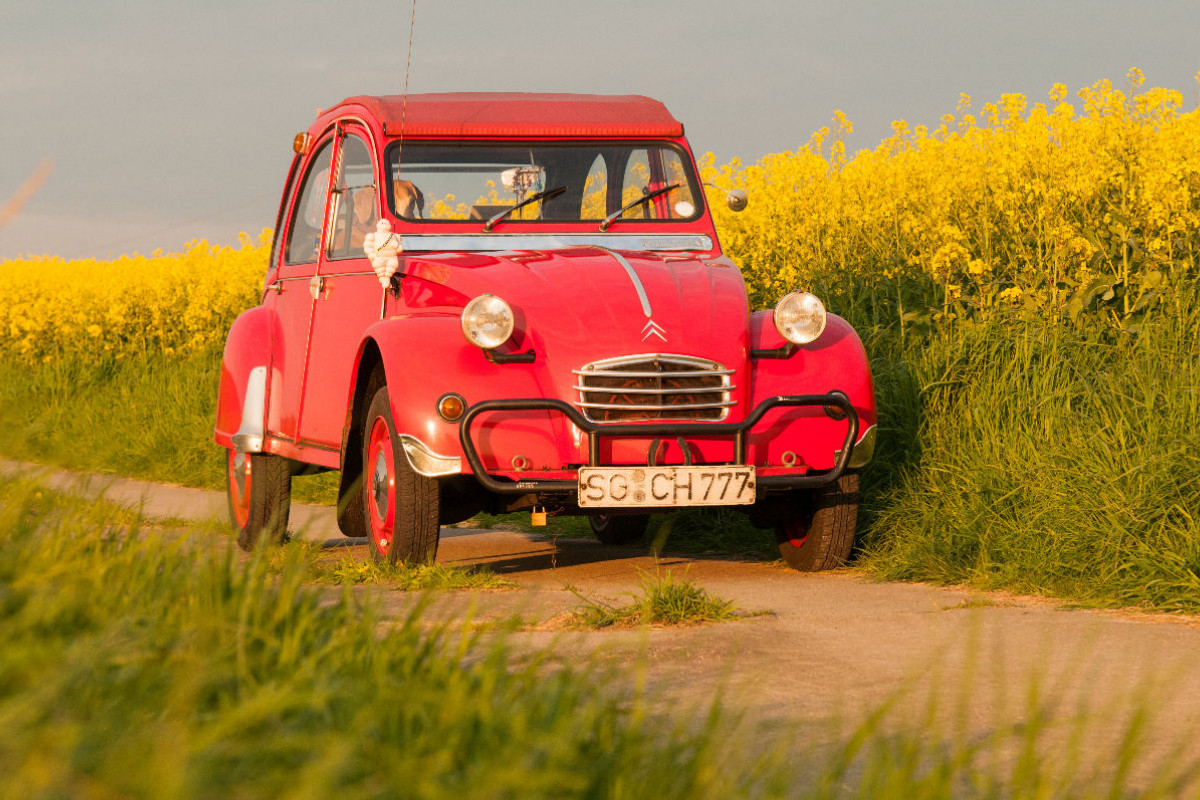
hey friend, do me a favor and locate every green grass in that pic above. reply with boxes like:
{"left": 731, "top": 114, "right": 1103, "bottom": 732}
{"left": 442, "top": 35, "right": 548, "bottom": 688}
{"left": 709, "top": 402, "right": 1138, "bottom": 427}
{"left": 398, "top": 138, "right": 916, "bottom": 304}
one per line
{"left": 857, "top": 296, "right": 1200, "bottom": 610}
{"left": 649, "top": 508, "right": 778, "bottom": 560}
{"left": 0, "top": 351, "right": 341, "bottom": 505}
{"left": 570, "top": 569, "right": 742, "bottom": 628}
{"left": 466, "top": 509, "right": 593, "bottom": 537}
{"left": 466, "top": 509, "right": 778, "bottom": 562}
{"left": 0, "top": 475, "right": 780, "bottom": 798}
{"left": 467, "top": 508, "right": 779, "bottom": 564}
{"left": 276, "top": 540, "right": 514, "bottom": 589}
{"left": 3, "top": 474, "right": 1198, "bottom": 796}
{"left": 0, "top": 353, "right": 224, "bottom": 488}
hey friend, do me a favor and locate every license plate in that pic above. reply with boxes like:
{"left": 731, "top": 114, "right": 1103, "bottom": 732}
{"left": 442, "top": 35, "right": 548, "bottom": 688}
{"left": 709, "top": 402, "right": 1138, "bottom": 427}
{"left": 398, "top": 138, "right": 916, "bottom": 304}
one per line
{"left": 578, "top": 466, "right": 756, "bottom": 508}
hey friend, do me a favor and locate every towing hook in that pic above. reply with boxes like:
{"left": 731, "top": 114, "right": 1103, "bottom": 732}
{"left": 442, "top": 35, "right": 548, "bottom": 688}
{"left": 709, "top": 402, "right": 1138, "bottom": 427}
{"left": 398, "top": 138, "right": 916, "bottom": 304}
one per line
{"left": 647, "top": 437, "right": 694, "bottom": 467}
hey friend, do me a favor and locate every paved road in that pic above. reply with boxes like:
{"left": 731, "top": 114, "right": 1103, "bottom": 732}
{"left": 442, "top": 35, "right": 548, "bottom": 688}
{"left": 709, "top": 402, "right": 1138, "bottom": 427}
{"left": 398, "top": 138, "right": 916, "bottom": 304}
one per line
{"left": 8, "top": 458, "right": 1200, "bottom": 787}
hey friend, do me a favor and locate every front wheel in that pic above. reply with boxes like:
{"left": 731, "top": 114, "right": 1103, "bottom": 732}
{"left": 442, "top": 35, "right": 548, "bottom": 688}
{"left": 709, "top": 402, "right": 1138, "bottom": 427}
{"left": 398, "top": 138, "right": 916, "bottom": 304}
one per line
{"left": 775, "top": 472, "right": 859, "bottom": 571}
{"left": 226, "top": 448, "right": 291, "bottom": 550}
{"left": 362, "top": 385, "right": 440, "bottom": 564}
{"left": 588, "top": 513, "right": 649, "bottom": 545}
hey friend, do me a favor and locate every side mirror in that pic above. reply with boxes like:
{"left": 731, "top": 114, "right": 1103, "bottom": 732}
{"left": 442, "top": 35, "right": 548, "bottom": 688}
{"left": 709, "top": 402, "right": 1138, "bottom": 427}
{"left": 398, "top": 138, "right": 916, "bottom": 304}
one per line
{"left": 704, "top": 182, "right": 748, "bottom": 213}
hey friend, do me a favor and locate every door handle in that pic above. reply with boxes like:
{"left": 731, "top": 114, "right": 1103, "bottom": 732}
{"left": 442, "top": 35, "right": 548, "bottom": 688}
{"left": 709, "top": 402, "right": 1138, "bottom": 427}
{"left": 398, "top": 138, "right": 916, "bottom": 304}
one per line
{"left": 308, "top": 275, "right": 325, "bottom": 300}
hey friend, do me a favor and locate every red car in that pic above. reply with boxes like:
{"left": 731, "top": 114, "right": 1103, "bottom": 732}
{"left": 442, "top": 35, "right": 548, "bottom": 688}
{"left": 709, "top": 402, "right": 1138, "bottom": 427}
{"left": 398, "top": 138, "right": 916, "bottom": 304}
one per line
{"left": 215, "top": 92, "right": 877, "bottom": 571}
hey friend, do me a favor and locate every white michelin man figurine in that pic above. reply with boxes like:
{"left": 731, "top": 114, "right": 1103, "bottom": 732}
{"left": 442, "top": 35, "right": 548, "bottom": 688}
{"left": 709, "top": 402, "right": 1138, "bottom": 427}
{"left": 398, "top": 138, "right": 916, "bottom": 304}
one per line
{"left": 363, "top": 218, "right": 403, "bottom": 287}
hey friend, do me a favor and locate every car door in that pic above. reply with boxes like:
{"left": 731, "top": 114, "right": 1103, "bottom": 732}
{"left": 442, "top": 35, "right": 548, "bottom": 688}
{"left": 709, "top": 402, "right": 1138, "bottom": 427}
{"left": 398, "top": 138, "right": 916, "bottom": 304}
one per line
{"left": 296, "top": 125, "right": 386, "bottom": 449}
{"left": 266, "top": 135, "right": 335, "bottom": 442}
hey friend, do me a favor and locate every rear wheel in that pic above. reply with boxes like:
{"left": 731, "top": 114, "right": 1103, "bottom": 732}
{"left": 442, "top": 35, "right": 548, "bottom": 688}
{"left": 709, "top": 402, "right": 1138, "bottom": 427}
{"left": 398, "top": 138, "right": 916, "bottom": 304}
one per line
{"left": 226, "top": 448, "right": 291, "bottom": 550}
{"left": 589, "top": 513, "right": 649, "bottom": 545}
{"left": 775, "top": 472, "right": 859, "bottom": 571}
{"left": 362, "top": 385, "right": 440, "bottom": 564}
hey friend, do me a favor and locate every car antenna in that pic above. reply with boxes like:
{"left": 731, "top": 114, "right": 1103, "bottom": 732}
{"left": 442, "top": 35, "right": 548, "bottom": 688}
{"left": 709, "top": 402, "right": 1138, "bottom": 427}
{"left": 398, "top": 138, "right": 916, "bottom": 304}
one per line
{"left": 380, "top": 0, "right": 418, "bottom": 320}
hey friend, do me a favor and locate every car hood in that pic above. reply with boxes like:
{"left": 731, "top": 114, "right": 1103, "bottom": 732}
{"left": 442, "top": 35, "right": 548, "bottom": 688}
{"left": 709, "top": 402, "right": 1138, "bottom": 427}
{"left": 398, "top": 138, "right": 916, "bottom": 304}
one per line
{"left": 407, "top": 246, "right": 751, "bottom": 370}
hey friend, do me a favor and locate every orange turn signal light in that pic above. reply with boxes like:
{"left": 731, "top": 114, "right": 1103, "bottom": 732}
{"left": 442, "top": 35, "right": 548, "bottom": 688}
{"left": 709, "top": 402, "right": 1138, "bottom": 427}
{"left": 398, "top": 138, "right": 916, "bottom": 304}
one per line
{"left": 293, "top": 132, "right": 312, "bottom": 155}
{"left": 437, "top": 393, "right": 465, "bottom": 422}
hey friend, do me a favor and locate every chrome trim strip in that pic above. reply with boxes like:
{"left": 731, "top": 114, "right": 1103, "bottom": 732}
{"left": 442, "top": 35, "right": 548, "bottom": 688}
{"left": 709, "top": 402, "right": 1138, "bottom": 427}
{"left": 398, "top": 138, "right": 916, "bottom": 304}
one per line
{"left": 594, "top": 246, "right": 652, "bottom": 318}
{"left": 575, "top": 353, "right": 726, "bottom": 371}
{"left": 577, "top": 401, "right": 736, "bottom": 411}
{"left": 399, "top": 234, "right": 713, "bottom": 253}
{"left": 398, "top": 434, "right": 462, "bottom": 477}
{"left": 572, "top": 369, "right": 734, "bottom": 379}
{"left": 232, "top": 366, "right": 267, "bottom": 453}
{"left": 573, "top": 384, "right": 737, "bottom": 394}
{"left": 267, "top": 270, "right": 376, "bottom": 292}
{"left": 836, "top": 424, "right": 877, "bottom": 469}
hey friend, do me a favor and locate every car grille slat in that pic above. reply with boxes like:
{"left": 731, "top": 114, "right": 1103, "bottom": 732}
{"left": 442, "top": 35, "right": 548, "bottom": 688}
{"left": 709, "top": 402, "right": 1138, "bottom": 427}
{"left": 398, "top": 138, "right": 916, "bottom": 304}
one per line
{"left": 572, "top": 384, "right": 737, "bottom": 395}
{"left": 574, "top": 354, "right": 734, "bottom": 422}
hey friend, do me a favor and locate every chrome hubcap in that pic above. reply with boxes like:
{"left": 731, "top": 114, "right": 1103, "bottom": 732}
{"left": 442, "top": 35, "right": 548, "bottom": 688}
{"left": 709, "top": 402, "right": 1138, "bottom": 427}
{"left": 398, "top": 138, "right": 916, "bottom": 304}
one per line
{"left": 372, "top": 450, "right": 389, "bottom": 521}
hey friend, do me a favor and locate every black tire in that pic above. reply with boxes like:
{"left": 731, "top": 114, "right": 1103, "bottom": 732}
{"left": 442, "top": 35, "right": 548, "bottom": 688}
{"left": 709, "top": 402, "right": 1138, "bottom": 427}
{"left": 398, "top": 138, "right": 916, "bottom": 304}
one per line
{"left": 774, "top": 472, "right": 859, "bottom": 571}
{"left": 336, "top": 472, "right": 369, "bottom": 539}
{"left": 226, "top": 448, "right": 291, "bottom": 550}
{"left": 362, "top": 385, "right": 440, "bottom": 564}
{"left": 589, "top": 513, "right": 650, "bottom": 545}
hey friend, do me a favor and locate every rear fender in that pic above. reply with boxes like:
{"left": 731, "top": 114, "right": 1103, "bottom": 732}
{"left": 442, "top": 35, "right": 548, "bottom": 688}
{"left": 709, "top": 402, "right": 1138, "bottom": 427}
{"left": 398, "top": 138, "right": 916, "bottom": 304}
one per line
{"left": 747, "top": 311, "right": 877, "bottom": 470}
{"left": 214, "top": 306, "right": 278, "bottom": 452}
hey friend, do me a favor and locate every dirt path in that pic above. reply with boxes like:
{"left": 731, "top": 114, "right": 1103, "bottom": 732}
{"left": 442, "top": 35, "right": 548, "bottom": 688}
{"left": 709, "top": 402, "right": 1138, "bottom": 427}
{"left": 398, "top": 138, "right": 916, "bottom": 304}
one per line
{"left": 9, "top": 458, "right": 1200, "bottom": 783}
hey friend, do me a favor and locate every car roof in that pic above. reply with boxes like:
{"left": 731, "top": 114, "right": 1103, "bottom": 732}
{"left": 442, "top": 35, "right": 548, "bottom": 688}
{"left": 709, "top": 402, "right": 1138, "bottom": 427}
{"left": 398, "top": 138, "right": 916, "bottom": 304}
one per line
{"left": 328, "top": 92, "right": 684, "bottom": 138}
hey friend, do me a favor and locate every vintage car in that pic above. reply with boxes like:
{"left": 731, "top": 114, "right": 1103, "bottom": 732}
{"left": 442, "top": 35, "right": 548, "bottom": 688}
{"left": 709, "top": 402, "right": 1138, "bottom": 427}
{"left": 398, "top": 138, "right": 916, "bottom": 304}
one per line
{"left": 215, "top": 92, "right": 876, "bottom": 571}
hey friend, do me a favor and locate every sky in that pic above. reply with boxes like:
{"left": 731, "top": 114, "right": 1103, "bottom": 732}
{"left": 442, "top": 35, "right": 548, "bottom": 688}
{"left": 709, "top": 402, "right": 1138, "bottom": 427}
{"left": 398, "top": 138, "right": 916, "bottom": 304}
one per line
{"left": 1, "top": 0, "right": 1197, "bottom": 260}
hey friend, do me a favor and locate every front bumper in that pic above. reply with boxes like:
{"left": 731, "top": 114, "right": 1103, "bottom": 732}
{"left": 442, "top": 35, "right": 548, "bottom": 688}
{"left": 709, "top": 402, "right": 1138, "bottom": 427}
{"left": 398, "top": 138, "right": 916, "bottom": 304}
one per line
{"left": 459, "top": 393, "right": 860, "bottom": 495}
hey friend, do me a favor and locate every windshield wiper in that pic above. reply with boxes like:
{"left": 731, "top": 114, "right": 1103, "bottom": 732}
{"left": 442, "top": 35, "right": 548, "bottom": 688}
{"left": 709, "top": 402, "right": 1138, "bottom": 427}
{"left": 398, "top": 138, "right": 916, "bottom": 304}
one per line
{"left": 483, "top": 185, "right": 568, "bottom": 232}
{"left": 598, "top": 183, "right": 680, "bottom": 231}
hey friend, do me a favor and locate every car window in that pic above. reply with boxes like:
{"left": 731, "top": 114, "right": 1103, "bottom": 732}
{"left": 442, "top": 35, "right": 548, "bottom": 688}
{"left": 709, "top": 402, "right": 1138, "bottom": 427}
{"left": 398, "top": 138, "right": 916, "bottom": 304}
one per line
{"left": 269, "top": 156, "right": 302, "bottom": 268}
{"left": 284, "top": 139, "right": 334, "bottom": 265}
{"left": 621, "top": 149, "right": 696, "bottom": 221}
{"left": 388, "top": 143, "right": 701, "bottom": 223}
{"left": 661, "top": 149, "right": 697, "bottom": 218}
{"left": 327, "top": 135, "right": 377, "bottom": 260}
{"left": 581, "top": 155, "right": 607, "bottom": 219}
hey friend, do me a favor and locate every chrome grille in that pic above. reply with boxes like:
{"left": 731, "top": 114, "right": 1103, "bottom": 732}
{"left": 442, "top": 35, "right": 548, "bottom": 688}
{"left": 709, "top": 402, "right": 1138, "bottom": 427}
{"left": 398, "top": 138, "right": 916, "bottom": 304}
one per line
{"left": 573, "top": 354, "right": 735, "bottom": 422}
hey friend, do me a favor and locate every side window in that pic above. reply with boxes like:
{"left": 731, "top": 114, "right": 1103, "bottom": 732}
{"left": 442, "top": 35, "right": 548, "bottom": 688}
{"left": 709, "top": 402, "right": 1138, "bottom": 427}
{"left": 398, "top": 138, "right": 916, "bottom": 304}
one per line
{"left": 269, "top": 156, "right": 302, "bottom": 268}
{"left": 580, "top": 154, "right": 607, "bottom": 220}
{"left": 327, "top": 135, "right": 377, "bottom": 260}
{"left": 284, "top": 140, "right": 334, "bottom": 265}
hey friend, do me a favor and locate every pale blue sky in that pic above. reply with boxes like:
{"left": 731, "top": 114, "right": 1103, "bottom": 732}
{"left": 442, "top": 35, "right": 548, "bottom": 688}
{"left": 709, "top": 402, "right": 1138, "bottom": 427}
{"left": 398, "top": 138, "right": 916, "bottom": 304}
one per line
{"left": 1, "top": 0, "right": 1196, "bottom": 259}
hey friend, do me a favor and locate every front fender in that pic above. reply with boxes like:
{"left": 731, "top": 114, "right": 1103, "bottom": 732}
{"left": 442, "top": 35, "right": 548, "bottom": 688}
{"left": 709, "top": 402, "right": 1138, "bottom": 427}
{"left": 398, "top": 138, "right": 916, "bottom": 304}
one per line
{"left": 747, "top": 311, "right": 877, "bottom": 470}
{"left": 349, "top": 314, "right": 567, "bottom": 476}
{"left": 214, "top": 306, "right": 278, "bottom": 451}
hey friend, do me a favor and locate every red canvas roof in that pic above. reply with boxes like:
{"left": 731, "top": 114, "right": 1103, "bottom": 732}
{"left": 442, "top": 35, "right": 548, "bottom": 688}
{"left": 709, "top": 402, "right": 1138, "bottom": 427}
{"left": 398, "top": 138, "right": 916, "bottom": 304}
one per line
{"left": 331, "top": 92, "right": 683, "bottom": 138}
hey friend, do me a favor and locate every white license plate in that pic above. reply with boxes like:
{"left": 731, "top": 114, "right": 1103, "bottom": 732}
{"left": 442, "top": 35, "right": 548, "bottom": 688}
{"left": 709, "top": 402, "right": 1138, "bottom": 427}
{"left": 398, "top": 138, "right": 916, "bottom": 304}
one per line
{"left": 578, "top": 466, "right": 756, "bottom": 508}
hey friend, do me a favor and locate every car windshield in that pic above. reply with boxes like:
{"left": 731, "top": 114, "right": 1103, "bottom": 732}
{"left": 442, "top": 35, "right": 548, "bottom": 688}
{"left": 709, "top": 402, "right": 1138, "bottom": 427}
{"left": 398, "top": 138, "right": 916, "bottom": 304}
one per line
{"left": 385, "top": 142, "right": 701, "bottom": 225}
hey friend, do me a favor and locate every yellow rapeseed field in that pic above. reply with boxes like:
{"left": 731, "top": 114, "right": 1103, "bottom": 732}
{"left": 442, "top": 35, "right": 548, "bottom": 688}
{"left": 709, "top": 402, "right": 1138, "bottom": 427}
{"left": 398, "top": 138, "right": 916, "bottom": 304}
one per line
{"left": 704, "top": 70, "right": 1200, "bottom": 327}
{"left": 4, "top": 71, "right": 1198, "bottom": 364}
{"left": 1, "top": 232, "right": 268, "bottom": 364}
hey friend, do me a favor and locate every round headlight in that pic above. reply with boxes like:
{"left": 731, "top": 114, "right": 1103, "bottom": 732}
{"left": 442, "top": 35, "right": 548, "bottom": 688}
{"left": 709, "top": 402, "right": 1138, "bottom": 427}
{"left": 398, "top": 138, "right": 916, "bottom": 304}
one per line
{"left": 774, "top": 292, "right": 827, "bottom": 345}
{"left": 461, "top": 294, "right": 515, "bottom": 350}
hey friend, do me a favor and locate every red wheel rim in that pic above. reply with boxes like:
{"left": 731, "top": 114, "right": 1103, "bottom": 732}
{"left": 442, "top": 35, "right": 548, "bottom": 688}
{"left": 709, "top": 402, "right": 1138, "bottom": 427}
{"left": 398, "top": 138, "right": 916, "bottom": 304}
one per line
{"left": 228, "top": 449, "right": 251, "bottom": 529}
{"left": 366, "top": 415, "right": 396, "bottom": 557}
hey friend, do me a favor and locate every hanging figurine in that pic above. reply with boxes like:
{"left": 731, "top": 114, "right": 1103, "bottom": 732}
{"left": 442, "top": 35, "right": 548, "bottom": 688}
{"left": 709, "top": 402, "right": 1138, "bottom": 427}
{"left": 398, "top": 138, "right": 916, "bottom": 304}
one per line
{"left": 363, "top": 218, "right": 403, "bottom": 288}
